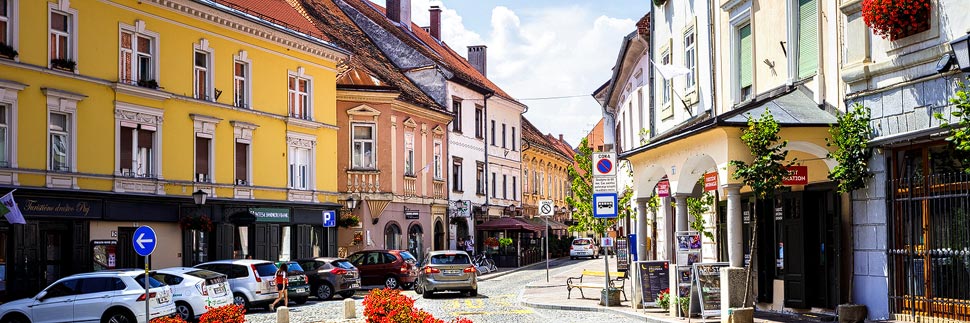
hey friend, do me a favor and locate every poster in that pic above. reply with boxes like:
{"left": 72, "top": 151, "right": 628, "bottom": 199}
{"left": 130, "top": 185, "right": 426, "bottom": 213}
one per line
{"left": 616, "top": 239, "right": 629, "bottom": 272}
{"left": 676, "top": 265, "right": 692, "bottom": 297}
{"left": 693, "top": 262, "right": 729, "bottom": 317}
{"left": 636, "top": 261, "right": 670, "bottom": 307}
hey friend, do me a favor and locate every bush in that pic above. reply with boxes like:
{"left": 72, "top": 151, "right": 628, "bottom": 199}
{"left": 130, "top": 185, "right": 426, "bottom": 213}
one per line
{"left": 656, "top": 288, "right": 670, "bottom": 310}
{"left": 150, "top": 317, "right": 186, "bottom": 323}
{"left": 363, "top": 288, "right": 472, "bottom": 323}
{"left": 199, "top": 304, "right": 245, "bottom": 323}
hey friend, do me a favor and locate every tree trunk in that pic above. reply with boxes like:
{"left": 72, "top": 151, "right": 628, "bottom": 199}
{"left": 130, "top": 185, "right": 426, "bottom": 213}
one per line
{"left": 742, "top": 199, "right": 759, "bottom": 307}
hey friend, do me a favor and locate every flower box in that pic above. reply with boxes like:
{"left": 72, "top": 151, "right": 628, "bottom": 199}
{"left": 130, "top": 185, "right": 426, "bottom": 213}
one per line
{"left": 862, "top": 0, "right": 931, "bottom": 40}
{"left": 50, "top": 58, "right": 76, "bottom": 71}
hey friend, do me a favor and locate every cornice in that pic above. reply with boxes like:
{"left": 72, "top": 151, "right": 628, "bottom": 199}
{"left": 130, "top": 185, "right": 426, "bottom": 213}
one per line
{"left": 391, "top": 100, "right": 452, "bottom": 123}
{"left": 336, "top": 89, "right": 400, "bottom": 103}
{"left": 112, "top": 82, "right": 172, "bottom": 101}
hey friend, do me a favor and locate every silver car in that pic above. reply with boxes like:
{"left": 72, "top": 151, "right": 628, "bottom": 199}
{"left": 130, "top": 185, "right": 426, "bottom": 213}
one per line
{"left": 414, "top": 250, "right": 478, "bottom": 298}
{"left": 194, "top": 260, "right": 279, "bottom": 309}
{"left": 153, "top": 267, "right": 233, "bottom": 320}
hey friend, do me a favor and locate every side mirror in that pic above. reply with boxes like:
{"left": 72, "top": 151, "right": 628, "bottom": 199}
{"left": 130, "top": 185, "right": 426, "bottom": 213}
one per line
{"left": 34, "top": 291, "right": 48, "bottom": 301}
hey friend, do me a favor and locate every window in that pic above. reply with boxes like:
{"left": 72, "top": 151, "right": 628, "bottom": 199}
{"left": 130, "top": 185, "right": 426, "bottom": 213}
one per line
{"left": 452, "top": 99, "right": 462, "bottom": 132}
{"left": 476, "top": 162, "right": 485, "bottom": 195}
{"left": 490, "top": 120, "right": 496, "bottom": 146}
{"left": 0, "top": 105, "right": 7, "bottom": 167}
{"left": 474, "top": 106, "right": 483, "bottom": 138}
{"left": 738, "top": 23, "right": 753, "bottom": 102}
{"left": 501, "top": 123, "right": 507, "bottom": 149}
{"left": 49, "top": 10, "right": 72, "bottom": 61}
{"left": 523, "top": 169, "right": 529, "bottom": 194}
{"left": 194, "top": 50, "right": 211, "bottom": 100}
{"left": 661, "top": 49, "right": 671, "bottom": 106}
{"left": 796, "top": 0, "right": 818, "bottom": 79}
{"left": 289, "top": 146, "right": 310, "bottom": 189}
{"left": 235, "top": 142, "right": 249, "bottom": 185}
{"left": 491, "top": 172, "right": 497, "bottom": 198}
{"left": 433, "top": 140, "right": 442, "bottom": 179}
{"left": 533, "top": 170, "right": 539, "bottom": 194}
{"left": 288, "top": 75, "right": 311, "bottom": 119}
{"left": 511, "top": 127, "right": 517, "bottom": 151}
{"left": 512, "top": 176, "right": 517, "bottom": 201}
{"left": 195, "top": 136, "right": 211, "bottom": 182}
{"left": 49, "top": 112, "right": 70, "bottom": 172}
{"left": 502, "top": 175, "right": 507, "bottom": 199}
{"left": 0, "top": 0, "right": 10, "bottom": 49}
{"left": 234, "top": 59, "right": 250, "bottom": 108}
{"left": 119, "top": 27, "right": 157, "bottom": 86}
{"left": 404, "top": 132, "right": 414, "bottom": 176}
{"left": 351, "top": 123, "right": 375, "bottom": 169}
{"left": 452, "top": 158, "right": 462, "bottom": 191}
{"left": 684, "top": 27, "right": 696, "bottom": 90}
{"left": 384, "top": 223, "right": 401, "bottom": 250}
{"left": 119, "top": 124, "right": 155, "bottom": 177}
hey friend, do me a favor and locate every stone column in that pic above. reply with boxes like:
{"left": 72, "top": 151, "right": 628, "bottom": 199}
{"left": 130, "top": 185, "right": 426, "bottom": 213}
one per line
{"left": 636, "top": 198, "right": 649, "bottom": 261}
{"left": 723, "top": 184, "right": 743, "bottom": 268}
{"left": 673, "top": 193, "right": 689, "bottom": 232}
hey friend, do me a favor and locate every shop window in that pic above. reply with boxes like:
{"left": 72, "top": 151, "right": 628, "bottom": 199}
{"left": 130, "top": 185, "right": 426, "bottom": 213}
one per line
{"left": 235, "top": 226, "right": 250, "bottom": 259}
{"left": 384, "top": 223, "right": 401, "bottom": 250}
{"left": 91, "top": 240, "right": 116, "bottom": 271}
{"left": 288, "top": 74, "right": 311, "bottom": 120}
{"left": 351, "top": 123, "right": 375, "bottom": 169}
{"left": 408, "top": 224, "right": 423, "bottom": 260}
{"left": 0, "top": 230, "right": 6, "bottom": 294}
{"left": 119, "top": 124, "right": 155, "bottom": 178}
{"left": 119, "top": 25, "right": 158, "bottom": 86}
{"left": 279, "top": 226, "right": 291, "bottom": 261}
{"left": 189, "top": 230, "right": 207, "bottom": 264}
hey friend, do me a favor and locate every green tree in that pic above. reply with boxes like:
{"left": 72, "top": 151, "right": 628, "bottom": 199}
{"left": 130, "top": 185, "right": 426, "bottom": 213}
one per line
{"left": 935, "top": 79, "right": 970, "bottom": 173}
{"left": 828, "top": 103, "right": 873, "bottom": 193}
{"left": 728, "top": 110, "right": 793, "bottom": 307}
{"left": 686, "top": 192, "right": 715, "bottom": 242}
{"left": 566, "top": 137, "right": 617, "bottom": 234}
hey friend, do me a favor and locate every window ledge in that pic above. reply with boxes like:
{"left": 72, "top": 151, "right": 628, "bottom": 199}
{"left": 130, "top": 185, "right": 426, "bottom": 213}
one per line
{"left": 348, "top": 168, "right": 380, "bottom": 174}
{"left": 112, "top": 82, "right": 172, "bottom": 101}
{"left": 286, "top": 116, "right": 324, "bottom": 129}
{"left": 453, "top": 189, "right": 464, "bottom": 193}
{"left": 434, "top": 178, "right": 445, "bottom": 183}
{"left": 113, "top": 176, "right": 165, "bottom": 195}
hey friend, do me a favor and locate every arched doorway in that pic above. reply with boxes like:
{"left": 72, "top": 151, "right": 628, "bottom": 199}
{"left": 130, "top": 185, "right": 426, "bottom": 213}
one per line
{"left": 453, "top": 217, "right": 469, "bottom": 240}
{"left": 407, "top": 224, "right": 424, "bottom": 259}
{"left": 433, "top": 220, "right": 445, "bottom": 250}
{"left": 384, "top": 223, "right": 401, "bottom": 250}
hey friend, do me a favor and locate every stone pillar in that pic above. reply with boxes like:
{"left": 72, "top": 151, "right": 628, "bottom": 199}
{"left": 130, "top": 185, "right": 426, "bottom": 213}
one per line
{"left": 636, "top": 198, "right": 649, "bottom": 261}
{"left": 723, "top": 184, "right": 743, "bottom": 267}
{"left": 673, "top": 194, "right": 689, "bottom": 232}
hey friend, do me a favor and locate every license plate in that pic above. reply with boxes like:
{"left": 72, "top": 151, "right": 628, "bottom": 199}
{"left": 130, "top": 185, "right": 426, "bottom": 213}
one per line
{"left": 214, "top": 286, "right": 226, "bottom": 295}
{"left": 443, "top": 269, "right": 461, "bottom": 275}
{"left": 350, "top": 283, "right": 360, "bottom": 289}
{"left": 296, "top": 287, "right": 306, "bottom": 293}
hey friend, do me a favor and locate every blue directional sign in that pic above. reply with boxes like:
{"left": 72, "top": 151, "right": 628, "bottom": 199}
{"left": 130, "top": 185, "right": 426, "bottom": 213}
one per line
{"left": 322, "top": 210, "right": 336, "bottom": 227}
{"left": 133, "top": 225, "right": 157, "bottom": 257}
{"left": 593, "top": 192, "right": 618, "bottom": 218}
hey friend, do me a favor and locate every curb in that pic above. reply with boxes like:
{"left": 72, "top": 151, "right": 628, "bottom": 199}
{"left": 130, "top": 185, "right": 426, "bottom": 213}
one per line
{"left": 519, "top": 299, "right": 673, "bottom": 323}
{"left": 477, "top": 257, "right": 569, "bottom": 282}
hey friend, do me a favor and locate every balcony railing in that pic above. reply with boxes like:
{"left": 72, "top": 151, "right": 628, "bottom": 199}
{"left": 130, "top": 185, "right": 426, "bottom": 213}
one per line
{"left": 403, "top": 177, "right": 416, "bottom": 197}
{"left": 347, "top": 170, "right": 380, "bottom": 193}
{"left": 433, "top": 180, "right": 446, "bottom": 199}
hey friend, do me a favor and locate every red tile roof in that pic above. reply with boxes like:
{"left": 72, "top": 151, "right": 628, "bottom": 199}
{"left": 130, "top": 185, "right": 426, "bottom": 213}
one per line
{"left": 522, "top": 117, "right": 572, "bottom": 162}
{"left": 346, "top": 0, "right": 518, "bottom": 102}
{"left": 214, "top": 0, "right": 328, "bottom": 40}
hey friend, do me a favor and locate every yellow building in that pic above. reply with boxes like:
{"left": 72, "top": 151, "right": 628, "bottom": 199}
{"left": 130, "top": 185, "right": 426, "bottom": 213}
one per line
{"left": 0, "top": 0, "right": 347, "bottom": 300}
{"left": 520, "top": 117, "right": 572, "bottom": 233}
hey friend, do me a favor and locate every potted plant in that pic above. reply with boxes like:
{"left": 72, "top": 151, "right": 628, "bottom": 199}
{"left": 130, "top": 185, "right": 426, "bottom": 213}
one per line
{"left": 179, "top": 214, "right": 213, "bottom": 232}
{"left": 861, "top": 0, "right": 931, "bottom": 40}
{"left": 0, "top": 43, "right": 17, "bottom": 60}
{"left": 656, "top": 288, "right": 670, "bottom": 310}
{"left": 50, "top": 58, "right": 76, "bottom": 71}
{"left": 337, "top": 214, "right": 360, "bottom": 228}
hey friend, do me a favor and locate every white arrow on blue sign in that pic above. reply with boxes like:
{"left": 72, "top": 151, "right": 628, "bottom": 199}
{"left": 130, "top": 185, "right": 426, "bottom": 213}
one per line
{"left": 322, "top": 210, "right": 336, "bottom": 227}
{"left": 133, "top": 225, "right": 157, "bottom": 257}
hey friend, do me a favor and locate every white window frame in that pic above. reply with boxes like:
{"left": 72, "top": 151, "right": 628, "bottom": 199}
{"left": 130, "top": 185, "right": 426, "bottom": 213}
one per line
{"left": 48, "top": 0, "right": 78, "bottom": 67}
{"left": 119, "top": 21, "right": 160, "bottom": 86}
{"left": 114, "top": 103, "right": 163, "bottom": 179}
{"left": 684, "top": 26, "right": 696, "bottom": 91}
{"left": 351, "top": 122, "right": 376, "bottom": 169}
{"left": 193, "top": 39, "right": 214, "bottom": 101}
{"left": 404, "top": 131, "right": 415, "bottom": 176}
{"left": 1, "top": 0, "right": 20, "bottom": 59}
{"left": 191, "top": 114, "right": 220, "bottom": 183}
{"left": 233, "top": 50, "right": 253, "bottom": 109}
{"left": 433, "top": 140, "right": 442, "bottom": 180}
{"left": 0, "top": 80, "right": 23, "bottom": 173}
{"left": 451, "top": 157, "right": 462, "bottom": 192}
{"left": 0, "top": 104, "right": 8, "bottom": 167}
{"left": 286, "top": 131, "right": 316, "bottom": 191}
{"left": 728, "top": 2, "right": 753, "bottom": 104}
{"left": 44, "top": 88, "right": 84, "bottom": 177}
{"left": 659, "top": 45, "right": 672, "bottom": 119}
{"left": 288, "top": 68, "right": 313, "bottom": 120}
{"left": 289, "top": 145, "right": 311, "bottom": 190}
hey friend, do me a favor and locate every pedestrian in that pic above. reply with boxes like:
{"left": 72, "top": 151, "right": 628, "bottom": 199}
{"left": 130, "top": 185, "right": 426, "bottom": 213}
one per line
{"left": 464, "top": 236, "right": 474, "bottom": 256}
{"left": 457, "top": 237, "right": 464, "bottom": 251}
{"left": 269, "top": 262, "right": 288, "bottom": 311}
{"left": 245, "top": 254, "right": 253, "bottom": 259}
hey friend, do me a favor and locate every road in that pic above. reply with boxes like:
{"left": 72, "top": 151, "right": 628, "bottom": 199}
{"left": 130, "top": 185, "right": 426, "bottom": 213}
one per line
{"left": 244, "top": 258, "right": 640, "bottom": 323}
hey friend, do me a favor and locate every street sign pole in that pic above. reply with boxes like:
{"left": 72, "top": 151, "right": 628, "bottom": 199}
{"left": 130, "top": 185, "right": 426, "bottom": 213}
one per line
{"left": 133, "top": 225, "right": 157, "bottom": 323}
{"left": 144, "top": 255, "right": 149, "bottom": 323}
{"left": 545, "top": 215, "right": 550, "bottom": 282}
{"left": 604, "top": 218, "right": 610, "bottom": 309}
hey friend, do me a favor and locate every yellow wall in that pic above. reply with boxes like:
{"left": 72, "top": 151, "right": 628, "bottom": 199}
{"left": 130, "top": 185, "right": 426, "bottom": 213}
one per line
{"left": 1, "top": 0, "right": 343, "bottom": 201}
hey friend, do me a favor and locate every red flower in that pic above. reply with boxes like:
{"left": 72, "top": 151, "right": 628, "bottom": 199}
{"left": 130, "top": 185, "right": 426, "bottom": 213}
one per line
{"left": 862, "top": 0, "right": 930, "bottom": 40}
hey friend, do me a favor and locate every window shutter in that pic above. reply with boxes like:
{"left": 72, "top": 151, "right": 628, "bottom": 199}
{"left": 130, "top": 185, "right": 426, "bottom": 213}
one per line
{"left": 797, "top": 0, "right": 818, "bottom": 79}
{"left": 739, "top": 24, "right": 753, "bottom": 88}
{"left": 138, "top": 129, "right": 154, "bottom": 150}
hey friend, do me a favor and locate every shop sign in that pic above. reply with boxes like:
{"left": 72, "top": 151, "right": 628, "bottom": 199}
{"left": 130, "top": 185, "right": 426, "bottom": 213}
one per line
{"left": 404, "top": 207, "right": 420, "bottom": 220}
{"left": 20, "top": 197, "right": 102, "bottom": 218}
{"left": 703, "top": 172, "right": 718, "bottom": 191}
{"left": 250, "top": 207, "right": 290, "bottom": 222}
{"left": 657, "top": 180, "right": 670, "bottom": 197}
{"left": 450, "top": 200, "right": 470, "bottom": 218}
{"left": 783, "top": 166, "right": 809, "bottom": 185}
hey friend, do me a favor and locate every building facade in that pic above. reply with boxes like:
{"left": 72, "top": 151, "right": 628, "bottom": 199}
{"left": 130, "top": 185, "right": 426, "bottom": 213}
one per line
{"left": 521, "top": 118, "right": 573, "bottom": 228}
{"left": 0, "top": 0, "right": 346, "bottom": 300}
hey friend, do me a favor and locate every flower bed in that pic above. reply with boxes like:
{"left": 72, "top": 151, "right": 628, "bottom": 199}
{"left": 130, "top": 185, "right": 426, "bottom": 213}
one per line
{"left": 862, "top": 0, "right": 931, "bottom": 40}
{"left": 363, "top": 288, "right": 472, "bottom": 323}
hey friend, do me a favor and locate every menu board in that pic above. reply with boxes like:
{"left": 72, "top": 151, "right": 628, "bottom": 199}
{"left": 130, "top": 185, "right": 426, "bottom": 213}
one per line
{"left": 617, "top": 239, "right": 629, "bottom": 272}
{"left": 692, "top": 262, "right": 729, "bottom": 317}
{"left": 636, "top": 261, "right": 670, "bottom": 307}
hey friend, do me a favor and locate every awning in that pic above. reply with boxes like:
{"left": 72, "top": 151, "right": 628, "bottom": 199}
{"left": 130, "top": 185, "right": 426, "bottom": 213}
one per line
{"left": 721, "top": 86, "right": 837, "bottom": 125}
{"left": 523, "top": 217, "right": 569, "bottom": 231}
{"left": 476, "top": 217, "right": 542, "bottom": 232}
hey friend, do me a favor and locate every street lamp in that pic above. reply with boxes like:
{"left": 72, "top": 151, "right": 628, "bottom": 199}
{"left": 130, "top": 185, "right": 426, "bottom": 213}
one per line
{"left": 344, "top": 195, "right": 359, "bottom": 210}
{"left": 950, "top": 33, "right": 970, "bottom": 71}
{"left": 192, "top": 190, "right": 207, "bottom": 206}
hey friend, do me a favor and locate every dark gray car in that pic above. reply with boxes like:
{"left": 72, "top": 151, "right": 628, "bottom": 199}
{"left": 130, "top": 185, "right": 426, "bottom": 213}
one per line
{"left": 414, "top": 250, "right": 478, "bottom": 298}
{"left": 296, "top": 257, "right": 361, "bottom": 300}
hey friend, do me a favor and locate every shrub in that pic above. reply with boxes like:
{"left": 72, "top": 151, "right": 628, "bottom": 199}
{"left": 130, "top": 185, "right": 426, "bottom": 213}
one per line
{"left": 199, "top": 304, "right": 245, "bottom": 323}
{"left": 656, "top": 288, "right": 670, "bottom": 310}
{"left": 150, "top": 317, "right": 186, "bottom": 323}
{"left": 363, "top": 288, "right": 472, "bottom": 323}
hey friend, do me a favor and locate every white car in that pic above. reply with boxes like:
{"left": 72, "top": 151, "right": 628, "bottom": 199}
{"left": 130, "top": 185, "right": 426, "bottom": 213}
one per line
{"left": 153, "top": 267, "right": 233, "bottom": 321}
{"left": 569, "top": 238, "right": 600, "bottom": 259}
{"left": 0, "top": 269, "right": 176, "bottom": 323}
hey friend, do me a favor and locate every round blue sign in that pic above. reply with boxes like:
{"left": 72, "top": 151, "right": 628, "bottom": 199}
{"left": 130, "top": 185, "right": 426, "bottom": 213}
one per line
{"left": 596, "top": 159, "right": 613, "bottom": 175}
{"left": 132, "top": 225, "right": 157, "bottom": 257}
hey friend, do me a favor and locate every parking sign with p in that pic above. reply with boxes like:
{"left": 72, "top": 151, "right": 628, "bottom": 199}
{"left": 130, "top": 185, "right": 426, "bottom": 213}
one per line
{"left": 323, "top": 210, "right": 336, "bottom": 227}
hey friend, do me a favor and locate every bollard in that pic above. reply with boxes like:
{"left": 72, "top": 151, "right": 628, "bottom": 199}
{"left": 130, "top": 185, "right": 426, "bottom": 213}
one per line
{"left": 344, "top": 298, "right": 356, "bottom": 319}
{"left": 276, "top": 306, "right": 290, "bottom": 323}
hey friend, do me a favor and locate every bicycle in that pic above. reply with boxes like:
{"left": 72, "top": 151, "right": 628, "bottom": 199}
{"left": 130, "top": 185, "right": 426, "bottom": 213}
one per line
{"left": 473, "top": 253, "right": 497, "bottom": 273}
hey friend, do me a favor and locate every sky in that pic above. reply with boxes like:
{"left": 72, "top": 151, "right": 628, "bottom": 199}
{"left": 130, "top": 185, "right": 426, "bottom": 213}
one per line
{"left": 371, "top": 0, "right": 647, "bottom": 147}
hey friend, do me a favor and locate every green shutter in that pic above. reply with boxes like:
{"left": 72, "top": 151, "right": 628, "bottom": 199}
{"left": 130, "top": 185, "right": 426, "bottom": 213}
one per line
{"left": 739, "top": 24, "right": 753, "bottom": 88}
{"left": 798, "top": 0, "right": 818, "bottom": 79}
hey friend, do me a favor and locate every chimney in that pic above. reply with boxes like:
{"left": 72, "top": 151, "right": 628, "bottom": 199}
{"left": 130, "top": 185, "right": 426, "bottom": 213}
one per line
{"left": 467, "top": 45, "right": 487, "bottom": 76}
{"left": 559, "top": 134, "right": 564, "bottom": 142}
{"left": 429, "top": 6, "right": 441, "bottom": 40}
{"left": 386, "top": 0, "right": 412, "bottom": 30}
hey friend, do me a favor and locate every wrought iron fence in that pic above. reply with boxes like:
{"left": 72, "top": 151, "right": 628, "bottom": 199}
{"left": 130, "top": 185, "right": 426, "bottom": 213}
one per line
{"left": 889, "top": 172, "right": 970, "bottom": 321}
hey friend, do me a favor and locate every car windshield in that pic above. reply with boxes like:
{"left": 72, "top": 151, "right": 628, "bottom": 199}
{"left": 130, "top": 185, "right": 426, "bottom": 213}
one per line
{"left": 430, "top": 254, "right": 470, "bottom": 265}
{"left": 284, "top": 262, "right": 304, "bottom": 272}
{"left": 399, "top": 251, "right": 417, "bottom": 263}
{"left": 573, "top": 239, "right": 592, "bottom": 245}
{"left": 185, "top": 269, "right": 223, "bottom": 280}
{"left": 254, "top": 263, "right": 278, "bottom": 277}
{"left": 332, "top": 260, "right": 355, "bottom": 270}
{"left": 134, "top": 274, "right": 166, "bottom": 288}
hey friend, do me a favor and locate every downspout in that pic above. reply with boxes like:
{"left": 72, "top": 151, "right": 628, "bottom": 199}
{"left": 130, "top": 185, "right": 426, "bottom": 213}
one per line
{"left": 483, "top": 91, "right": 494, "bottom": 220}
{"left": 708, "top": 0, "right": 718, "bottom": 117}
{"left": 648, "top": 0, "right": 657, "bottom": 261}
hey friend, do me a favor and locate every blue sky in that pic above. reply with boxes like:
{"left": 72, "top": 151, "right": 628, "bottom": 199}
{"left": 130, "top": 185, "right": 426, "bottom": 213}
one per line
{"left": 371, "top": 0, "right": 649, "bottom": 146}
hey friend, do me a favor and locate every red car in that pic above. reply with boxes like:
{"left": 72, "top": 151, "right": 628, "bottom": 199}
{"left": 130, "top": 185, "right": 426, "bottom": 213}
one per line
{"left": 347, "top": 250, "right": 418, "bottom": 289}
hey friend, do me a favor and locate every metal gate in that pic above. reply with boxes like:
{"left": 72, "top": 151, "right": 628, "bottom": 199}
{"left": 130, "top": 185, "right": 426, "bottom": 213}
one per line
{"left": 889, "top": 172, "right": 970, "bottom": 321}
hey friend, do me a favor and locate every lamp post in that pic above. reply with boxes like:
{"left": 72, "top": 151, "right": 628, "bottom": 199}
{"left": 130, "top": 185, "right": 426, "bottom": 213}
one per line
{"left": 951, "top": 33, "right": 970, "bottom": 71}
{"left": 190, "top": 189, "right": 207, "bottom": 264}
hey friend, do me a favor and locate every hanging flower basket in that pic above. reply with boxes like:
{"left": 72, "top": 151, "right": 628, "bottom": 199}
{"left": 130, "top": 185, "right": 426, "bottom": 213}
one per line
{"left": 337, "top": 214, "right": 360, "bottom": 228}
{"left": 483, "top": 237, "right": 500, "bottom": 248}
{"left": 179, "top": 215, "right": 213, "bottom": 232}
{"left": 861, "top": 0, "right": 931, "bottom": 40}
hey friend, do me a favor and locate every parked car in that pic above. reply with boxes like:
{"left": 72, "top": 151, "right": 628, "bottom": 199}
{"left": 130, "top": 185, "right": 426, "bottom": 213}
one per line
{"left": 194, "top": 259, "right": 278, "bottom": 309}
{"left": 153, "top": 267, "right": 233, "bottom": 320}
{"left": 0, "top": 269, "right": 175, "bottom": 323}
{"left": 347, "top": 250, "right": 418, "bottom": 289}
{"left": 414, "top": 250, "right": 478, "bottom": 298}
{"left": 274, "top": 261, "right": 310, "bottom": 305}
{"left": 295, "top": 257, "right": 361, "bottom": 300}
{"left": 569, "top": 238, "right": 599, "bottom": 259}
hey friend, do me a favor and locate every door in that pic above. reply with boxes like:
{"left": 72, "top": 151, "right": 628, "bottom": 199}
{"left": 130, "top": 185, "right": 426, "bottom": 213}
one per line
{"left": 73, "top": 277, "right": 123, "bottom": 323}
{"left": 782, "top": 192, "right": 809, "bottom": 309}
{"left": 116, "top": 227, "right": 147, "bottom": 269}
{"left": 41, "top": 227, "right": 72, "bottom": 287}
{"left": 805, "top": 189, "right": 840, "bottom": 309}
{"left": 29, "top": 278, "right": 79, "bottom": 323}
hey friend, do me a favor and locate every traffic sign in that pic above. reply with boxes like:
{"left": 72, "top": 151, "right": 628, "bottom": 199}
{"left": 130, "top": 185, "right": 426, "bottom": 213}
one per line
{"left": 132, "top": 225, "right": 157, "bottom": 257}
{"left": 593, "top": 192, "right": 618, "bottom": 218}
{"left": 322, "top": 210, "right": 336, "bottom": 227}
{"left": 601, "top": 237, "right": 614, "bottom": 248}
{"left": 538, "top": 200, "right": 554, "bottom": 216}
{"left": 593, "top": 176, "right": 618, "bottom": 193}
{"left": 592, "top": 152, "right": 617, "bottom": 177}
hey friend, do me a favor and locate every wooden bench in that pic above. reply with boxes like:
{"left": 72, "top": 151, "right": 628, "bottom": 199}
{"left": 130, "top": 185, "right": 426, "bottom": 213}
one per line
{"left": 566, "top": 270, "right": 628, "bottom": 300}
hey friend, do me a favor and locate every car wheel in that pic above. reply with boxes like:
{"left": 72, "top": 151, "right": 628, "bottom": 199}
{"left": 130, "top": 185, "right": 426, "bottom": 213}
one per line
{"left": 570, "top": 256, "right": 575, "bottom": 260}
{"left": 233, "top": 292, "right": 250, "bottom": 309}
{"left": 339, "top": 290, "right": 356, "bottom": 299}
{"left": 413, "top": 282, "right": 424, "bottom": 294}
{"left": 465, "top": 289, "right": 478, "bottom": 297}
{"left": 315, "top": 283, "right": 334, "bottom": 300}
{"left": 384, "top": 276, "right": 400, "bottom": 289}
{"left": 1, "top": 313, "right": 30, "bottom": 323}
{"left": 175, "top": 301, "right": 194, "bottom": 321}
{"left": 102, "top": 310, "right": 135, "bottom": 323}
{"left": 294, "top": 297, "right": 308, "bottom": 305}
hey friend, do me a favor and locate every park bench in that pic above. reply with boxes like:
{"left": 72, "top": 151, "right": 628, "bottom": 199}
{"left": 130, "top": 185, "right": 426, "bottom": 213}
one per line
{"left": 565, "top": 270, "right": 628, "bottom": 300}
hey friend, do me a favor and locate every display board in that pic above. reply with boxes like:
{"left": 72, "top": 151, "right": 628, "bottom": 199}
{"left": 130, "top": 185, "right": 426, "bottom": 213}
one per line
{"left": 617, "top": 239, "right": 629, "bottom": 272}
{"left": 636, "top": 260, "right": 670, "bottom": 307}
{"left": 692, "top": 262, "right": 729, "bottom": 318}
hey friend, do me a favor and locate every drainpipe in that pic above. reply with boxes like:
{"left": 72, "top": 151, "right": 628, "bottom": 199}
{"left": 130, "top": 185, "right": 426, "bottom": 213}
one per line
{"left": 483, "top": 91, "right": 494, "bottom": 221}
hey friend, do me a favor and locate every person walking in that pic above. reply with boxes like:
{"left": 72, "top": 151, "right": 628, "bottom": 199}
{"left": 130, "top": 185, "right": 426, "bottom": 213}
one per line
{"left": 464, "top": 236, "right": 475, "bottom": 256}
{"left": 269, "top": 262, "right": 288, "bottom": 311}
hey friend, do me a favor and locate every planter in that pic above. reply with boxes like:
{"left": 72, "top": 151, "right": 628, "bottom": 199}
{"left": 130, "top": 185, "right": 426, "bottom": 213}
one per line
{"left": 837, "top": 304, "right": 867, "bottom": 323}
{"left": 494, "top": 255, "right": 516, "bottom": 268}
{"left": 861, "top": 0, "right": 931, "bottom": 40}
{"left": 599, "top": 288, "right": 621, "bottom": 306}
{"left": 727, "top": 307, "right": 754, "bottom": 323}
